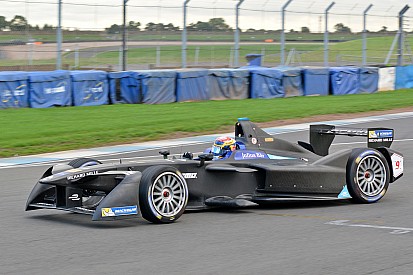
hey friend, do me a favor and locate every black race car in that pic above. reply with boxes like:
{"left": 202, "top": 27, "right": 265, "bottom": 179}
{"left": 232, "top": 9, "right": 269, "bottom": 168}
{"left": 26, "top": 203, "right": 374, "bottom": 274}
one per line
{"left": 26, "top": 118, "right": 404, "bottom": 223}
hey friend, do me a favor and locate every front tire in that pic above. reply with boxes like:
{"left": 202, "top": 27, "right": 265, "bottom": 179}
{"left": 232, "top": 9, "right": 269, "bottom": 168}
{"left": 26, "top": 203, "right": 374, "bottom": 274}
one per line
{"left": 139, "top": 165, "right": 188, "bottom": 224}
{"left": 346, "top": 149, "right": 390, "bottom": 203}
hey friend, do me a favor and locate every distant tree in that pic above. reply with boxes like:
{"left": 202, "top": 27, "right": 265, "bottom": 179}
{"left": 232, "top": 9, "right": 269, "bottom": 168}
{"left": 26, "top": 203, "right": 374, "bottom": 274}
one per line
{"left": 9, "top": 15, "right": 28, "bottom": 31}
{"left": 106, "top": 24, "right": 121, "bottom": 34}
{"left": 0, "top": 16, "right": 8, "bottom": 30}
{"left": 30, "top": 24, "right": 40, "bottom": 31}
{"left": 188, "top": 21, "right": 211, "bottom": 31}
{"left": 334, "top": 23, "right": 351, "bottom": 33}
{"left": 246, "top": 28, "right": 256, "bottom": 32}
{"left": 208, "top": 18, "right": 231, "bottom": 31}
{"left": 379, "top": 26, "right": 388, "bottom": 32}
{"left": 301, "top": 26, "right": 310, "bottom": 33}
{"left": 128, "top": 21, "right": 141, "bottom": 31}
{"left": 42, "top": 24, "right": 56, "bottom": 31}
{"left": 164, "top": 23, "right": 179, "bottom": 31}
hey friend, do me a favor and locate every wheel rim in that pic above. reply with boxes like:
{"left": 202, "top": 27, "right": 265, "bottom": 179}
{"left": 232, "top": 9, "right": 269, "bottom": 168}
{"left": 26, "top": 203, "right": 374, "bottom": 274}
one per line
{"left": 356, "top": 155, "right": 387, "bottom": 197}
{"left": 150, "top": 172, "right": 187, "bottom": 217}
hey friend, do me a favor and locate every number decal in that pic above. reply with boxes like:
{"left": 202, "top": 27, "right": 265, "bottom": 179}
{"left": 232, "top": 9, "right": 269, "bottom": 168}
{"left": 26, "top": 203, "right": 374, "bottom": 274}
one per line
{"left": 391, "top": 154, "right": 403, "bottom": 178}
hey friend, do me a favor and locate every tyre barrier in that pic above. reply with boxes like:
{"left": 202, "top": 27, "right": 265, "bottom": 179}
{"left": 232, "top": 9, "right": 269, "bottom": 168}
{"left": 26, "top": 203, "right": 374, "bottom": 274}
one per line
{"left": 0, "top": 65, "right": 410, "bottom": 109}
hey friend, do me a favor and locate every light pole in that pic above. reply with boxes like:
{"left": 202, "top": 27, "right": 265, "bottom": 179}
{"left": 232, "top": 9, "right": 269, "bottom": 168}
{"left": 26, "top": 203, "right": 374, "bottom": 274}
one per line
{"left": 234, "top": 0, "right": 245, "bottom": 67}
{"left": 182, "top": 0, "right": 191, "bottom": 68}
{"left": 281, "top": 0, "right": 293, "bottom": 65}
{"left": 324, "top": 2, "right": 335, "bottom": 67}
{"left": 362, "top": 4, "right": 373, "bottom": 66}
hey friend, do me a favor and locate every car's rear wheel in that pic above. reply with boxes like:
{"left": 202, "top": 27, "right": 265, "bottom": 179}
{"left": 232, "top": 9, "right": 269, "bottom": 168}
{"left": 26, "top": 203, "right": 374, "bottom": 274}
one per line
{"left": 139, "top": 165, "right": 188, "bottom": 224}
{"left": 68, "top": 158, "right": 104, "bottom": 208}
{"left": 346, "top": 149, "right": 390, "bottom": 203}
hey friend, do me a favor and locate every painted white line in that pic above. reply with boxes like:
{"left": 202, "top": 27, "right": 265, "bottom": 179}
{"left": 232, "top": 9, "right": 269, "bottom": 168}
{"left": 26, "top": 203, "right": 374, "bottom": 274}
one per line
{"left": 326, "top": 220, "right": 413, "bottom": 235}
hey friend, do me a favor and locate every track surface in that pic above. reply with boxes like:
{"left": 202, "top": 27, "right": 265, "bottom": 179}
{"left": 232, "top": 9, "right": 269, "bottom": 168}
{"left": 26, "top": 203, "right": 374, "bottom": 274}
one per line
{"left": 1, "top": 117, "right": 412, "bottom": 274}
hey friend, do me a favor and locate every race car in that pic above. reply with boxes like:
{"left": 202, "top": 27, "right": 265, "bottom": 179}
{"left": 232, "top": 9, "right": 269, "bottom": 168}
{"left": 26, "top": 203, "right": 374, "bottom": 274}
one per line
{"left": 26, "top": 118, "right": 404, "bottom": 223}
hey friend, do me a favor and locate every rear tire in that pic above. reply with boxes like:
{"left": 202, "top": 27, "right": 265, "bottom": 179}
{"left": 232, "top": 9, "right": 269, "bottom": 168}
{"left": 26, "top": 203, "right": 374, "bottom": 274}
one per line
{"left": 346, "top": 149, "right": 390, "bottom": 203}
{"left": 139, "top": 165, "right": 188, "bottom": 224}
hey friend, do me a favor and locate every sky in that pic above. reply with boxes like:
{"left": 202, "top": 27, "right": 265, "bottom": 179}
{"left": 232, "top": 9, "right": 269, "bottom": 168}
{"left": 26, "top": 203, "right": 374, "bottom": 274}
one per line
{"left": 0, "top": 0, "right": 411, "bottom": 33}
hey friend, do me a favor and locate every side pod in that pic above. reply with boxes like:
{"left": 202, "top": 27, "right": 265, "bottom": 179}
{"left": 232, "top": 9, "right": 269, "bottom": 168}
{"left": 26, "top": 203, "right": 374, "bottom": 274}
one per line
{"left": 92, "top": 172, "right": 142, "bottom": 221}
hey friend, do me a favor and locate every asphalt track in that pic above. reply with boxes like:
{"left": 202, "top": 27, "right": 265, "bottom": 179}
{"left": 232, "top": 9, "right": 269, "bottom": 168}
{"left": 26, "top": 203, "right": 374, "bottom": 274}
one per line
{"left": 1, "top": 115, "right": 412, "bottom": 274}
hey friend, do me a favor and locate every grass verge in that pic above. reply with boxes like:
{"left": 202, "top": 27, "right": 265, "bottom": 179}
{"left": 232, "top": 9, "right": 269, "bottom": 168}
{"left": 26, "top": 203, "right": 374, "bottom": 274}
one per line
{"left": 0, "top": 89, "right": 412, "bottom": 158}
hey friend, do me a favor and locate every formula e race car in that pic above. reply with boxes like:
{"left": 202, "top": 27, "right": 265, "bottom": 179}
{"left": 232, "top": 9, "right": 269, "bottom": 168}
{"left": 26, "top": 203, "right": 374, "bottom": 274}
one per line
{"left": 26, "top": 118, "right": 404, "bottom": 223}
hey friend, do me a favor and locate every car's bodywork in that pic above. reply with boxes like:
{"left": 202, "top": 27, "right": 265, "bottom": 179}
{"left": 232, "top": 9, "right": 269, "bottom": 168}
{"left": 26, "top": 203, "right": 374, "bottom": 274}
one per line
{"left": 26, "top": 118, "right": 404, "bottom": 223}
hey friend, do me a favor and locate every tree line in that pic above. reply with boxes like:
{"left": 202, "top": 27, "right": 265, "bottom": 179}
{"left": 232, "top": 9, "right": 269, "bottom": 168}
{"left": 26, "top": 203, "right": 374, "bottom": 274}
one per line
{"left": 0, "top": 15, "right": 392, "bottom": 34}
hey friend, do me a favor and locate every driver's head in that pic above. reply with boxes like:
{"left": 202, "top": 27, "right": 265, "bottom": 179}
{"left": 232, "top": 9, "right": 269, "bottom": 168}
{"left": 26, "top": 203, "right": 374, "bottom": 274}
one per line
{"left": 211, "top": 136, "right": 236, "bottom": 158}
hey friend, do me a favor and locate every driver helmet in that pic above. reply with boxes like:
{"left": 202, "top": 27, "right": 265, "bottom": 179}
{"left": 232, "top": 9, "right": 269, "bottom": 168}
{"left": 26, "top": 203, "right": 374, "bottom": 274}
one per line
{"left": 211, "top": 136, "right": 236, "bottom": 159}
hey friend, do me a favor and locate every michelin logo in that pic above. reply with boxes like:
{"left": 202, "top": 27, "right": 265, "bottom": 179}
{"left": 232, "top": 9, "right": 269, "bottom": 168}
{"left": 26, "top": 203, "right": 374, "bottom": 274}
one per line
{"left": 101, "top": 205, "right": 138, "bottom": 217}
{"left": 368, "top": 130, "right": 393, "bottom": 139}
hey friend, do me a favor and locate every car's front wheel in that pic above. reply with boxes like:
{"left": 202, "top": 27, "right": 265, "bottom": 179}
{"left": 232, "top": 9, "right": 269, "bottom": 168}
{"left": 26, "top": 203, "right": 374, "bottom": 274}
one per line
{"left": 139, "top": 165, "right": 188, "bottom": 223}
{"left": 346, "top": 149, "right": 390, "bottom": 203}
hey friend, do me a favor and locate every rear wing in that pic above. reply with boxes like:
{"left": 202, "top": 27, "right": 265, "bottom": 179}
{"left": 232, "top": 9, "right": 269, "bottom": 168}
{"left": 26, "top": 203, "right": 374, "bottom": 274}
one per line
{"left": 308, "top": 124, "right": 394, "bottom": 156}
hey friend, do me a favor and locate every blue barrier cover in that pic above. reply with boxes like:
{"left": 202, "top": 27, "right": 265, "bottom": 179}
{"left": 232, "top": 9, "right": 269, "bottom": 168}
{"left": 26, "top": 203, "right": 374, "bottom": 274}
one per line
{"left": 176, "top": 69, "right": 209, "bottom": 102}
{"left": 273, "top": 67, "right": 304, "bottom": 97}
{"left": 359, "top": 67, "right": 379, "bottom": 93}
{"left": 0, "top": 71, "right": 29, "bottom": 108}
{"left": 28, "top": 70, "right": 71, "bottom": 108}
{"left": 70, "top": 70, "right": 109, "bottom": 106}
{"left": 137, "top": 70, "right": 176, "bottom": 104}
{"left": 329, "top": 67, "right": 360, "bottom": 95}
{"left": 108, "top": 71, "right": 140, "bottom": 104}
{"left": 302, "top": 67, "right": 329, "bottom": 96}
{"left": 395, "top": 65, "right": 413, "bottom": 90}
{"left": 246, "top": 67, "right": 284, "bottom": 98}
{"left": 208, "top": 69, "right": 249, "bottom": 100}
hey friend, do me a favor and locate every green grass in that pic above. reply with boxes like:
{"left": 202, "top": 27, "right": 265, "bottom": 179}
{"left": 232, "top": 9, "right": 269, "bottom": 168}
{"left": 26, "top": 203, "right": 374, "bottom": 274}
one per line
{"left": 0, "top": 90, "right": 412, "bottom": 158}
{"left": 1, "top": 35, "right": 407, "bottom": 67}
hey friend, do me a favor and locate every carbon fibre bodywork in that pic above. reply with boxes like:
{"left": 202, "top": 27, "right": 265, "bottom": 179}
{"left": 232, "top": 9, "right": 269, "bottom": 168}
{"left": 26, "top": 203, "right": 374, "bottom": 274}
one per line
{"left": 26, "top": 118, "right": 404, "bottom": 222}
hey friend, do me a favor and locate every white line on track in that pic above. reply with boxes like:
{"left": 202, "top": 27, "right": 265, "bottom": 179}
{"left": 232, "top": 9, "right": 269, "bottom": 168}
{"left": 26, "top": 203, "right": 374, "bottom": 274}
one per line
{"left": 326, "top": 220, "right": 413, "bottom": 235}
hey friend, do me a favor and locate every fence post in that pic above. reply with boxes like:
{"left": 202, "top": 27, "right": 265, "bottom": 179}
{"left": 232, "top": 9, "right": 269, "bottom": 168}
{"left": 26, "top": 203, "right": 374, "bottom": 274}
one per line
{"left": 56, "top": 0, "right": 62, "bottom": 70}
{"left": 234, "top": 0, "right": 245, "bottom": 67}
{"left": 281, "top": 0, "right": 293, "bottom": 65}
{"left": 324, "top": 2, "right": 335, "bottom": 67}
{"left": 122, "top": 0, "right": 129, "bottom": 71}
{"left": 182, "top": 0, "right": 191, "bottom": 68}
{"left": 398, "top": 5, "right": 410, "bottom": 66}
{"left": 362, "top": 5, "right": 373, "bottom": 66}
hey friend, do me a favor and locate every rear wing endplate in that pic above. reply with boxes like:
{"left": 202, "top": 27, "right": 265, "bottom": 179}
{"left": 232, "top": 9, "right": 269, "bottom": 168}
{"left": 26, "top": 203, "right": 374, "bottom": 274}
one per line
{"left": 309, "top": 124, "right": 394, "bottom": 156}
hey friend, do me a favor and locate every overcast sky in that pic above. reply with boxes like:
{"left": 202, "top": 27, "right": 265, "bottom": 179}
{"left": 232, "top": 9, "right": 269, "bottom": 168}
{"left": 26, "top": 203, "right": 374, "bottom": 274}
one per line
{"left": 0, "top": 0, "right": 411, "bottom": 32}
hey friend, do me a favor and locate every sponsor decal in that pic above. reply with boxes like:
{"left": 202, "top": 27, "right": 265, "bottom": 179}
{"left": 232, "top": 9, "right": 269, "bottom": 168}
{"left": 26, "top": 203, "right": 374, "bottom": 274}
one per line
{"left": 338, "top": 186, "right": 352, "bottom": 199}
{"left": 251, "top": 138, "right": 257, "bottom": 144}
{"left": 101, "top": 205, "right": 138, "bottom": 217}
{"left": 264, "top": 138, "right": 274, "bottom": 142}
{"left": 267, "top": 154, "right": 296, "bottom": 160}
{"left": 391, "top": 153, "right": 404, "bottom": 178}
{"left": 68, "top": 193, "right": 80, "bottom": 201}
{"left": 83, "top": 82, "right": 104, "bottom": 101}
{"left": 182, "top": 173, "right": 197, "bottom": 179}
{"left": 67, "top": 170, "right": 98, "bottom": 181}
{"left": 368, "top": 130, "right": 393, "bottom": 139}
{"left": 234, "top": 151, "right": 269, "bottom": 160}
{"left": 44, "top": 86, "right": 66, "bottom": 94}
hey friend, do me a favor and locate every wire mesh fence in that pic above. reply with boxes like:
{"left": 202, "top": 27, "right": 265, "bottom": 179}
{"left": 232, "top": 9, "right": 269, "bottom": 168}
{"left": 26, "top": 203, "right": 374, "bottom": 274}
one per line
{"left": 0, "top": 0, "right": 411, "bottom": 71}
